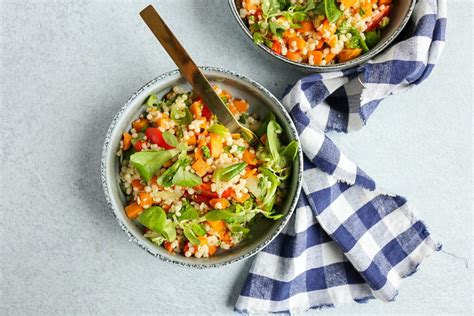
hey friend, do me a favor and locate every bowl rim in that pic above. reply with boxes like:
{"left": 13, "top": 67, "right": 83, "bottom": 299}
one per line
{"left": 228, "top": 0, "right": 416, "bottom": 72}
{"left": 101, "top": 66, "right": 303, "bottom": 268}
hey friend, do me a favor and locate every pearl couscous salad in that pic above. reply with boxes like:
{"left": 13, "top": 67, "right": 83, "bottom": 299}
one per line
{"left": 117, "top": 86, "right": 298, "bottom": 258}
{"left": 240, "top": 0, "right": 393, "bottom": 65}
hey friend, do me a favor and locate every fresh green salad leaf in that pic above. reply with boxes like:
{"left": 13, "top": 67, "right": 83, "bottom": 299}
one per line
{"left": 365, "top": 30, "right": 380, "bottom": 49}
{"left": 281, "top": 140, "right": 299, "bottom": 161}
{"left": 170, "top": 102, "right": 192, "bottom": 125}
{"left": 208, "top": 123, "right": 230, "bottom": 136}
{"left": 205, "top": 209, "right": 236, "bottom": 221}
{"left": 145, "top": 94, "right": 158, "bottom": 107}
{"left": 178, "top": 200, "right": 199, "bottom": 220}
{"left": 266, "top": 120, "right": 282, "bottom": 161}
{"left": 183, "top": 226, "right": 200, "bottom": 245}
{"left": 213, "top": 162, "right": 248, "bottom": 184}
{"left": 324, "top": 0, "right": 342, "bottom": 23}
{"left": 157, "top": 158, "right": 182, "bottom": 187}
{"left": 350, "top": 28, "right": 369, "bottom": 52}
{"left": 130, "top": 149, "right": 179, "bottom": 182}
{"left": 269, "top": 21, "right": 286, "bottom": 37}
{"left": 162, "top": 131, "right": 179, "bottom": 147}
{"left": 262, "top": 0, "right": 282, "bottom": 19}
{"left": 259, "top": 167, "right": 281, "bottom": 210}
{"left": 173, "top": 167, "right": 202, "bottom": 187}
{"left": 138, "top": 206, "right": 176, "bottom": 241}
{"left": 253, "top": 32, "right": 264, "bottom": 44}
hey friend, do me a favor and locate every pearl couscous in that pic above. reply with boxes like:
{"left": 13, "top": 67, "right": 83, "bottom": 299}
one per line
{"left": 241, "top": 0, "right": 393, "bottom": 65}
{"left": 117, "top": 86, "right": 298, "bottom": 258}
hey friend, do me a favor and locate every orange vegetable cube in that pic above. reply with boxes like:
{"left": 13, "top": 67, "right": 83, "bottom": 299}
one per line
{"left": 242, "top": 149, "right": 257, "bottom": 166}
{"left": 286, "top": 51, "right": 301, "bottom": 62}
{"left": 190, "top": 101, "right": 202, "bottom": 119}
{"left": 298, "top": 20, "right": 314, "bottom": 33}
{"left": 192, "top": 158, "right": 211, "bottom": 177}
{"left": 131, "top": 179, "right": 144, "bottom": 191}
{"left": 137, "top": 192, "right": 153, "bottom": 208}
{"left": 206, "top": 220, "right": 227, "bottom": 234}
{"left": 125, "top": 203, "right": 143, "bottom": 219}
{"left": 242, "top": 168, "right": 257, "bottom": 179}
{"left": 132, "top": 118, "right": 148, "bottom": 132}
{"left": 309, "top": 51, "right": 324, "bottom": 65}
{"left": 209, "top": 198, "right": 230, "bottom": 210}
{"left": 187, "top": 134, "right": 197, "bottom": 145}
{"left": 325, "top": 53, "right": 336, "bottom": 63}
{"left": 233, "top": 192, "right": 250, "bottom": 203}
{"left": 208, "top": 245, "right": 217, "bottom": 256}
{"left": 296, "top": 38, "right": 306, "bottom": 50}
{"left": 338, "top": 48, "right": 363, "bottom": 62}
{"left": 233, "top": 99, "right": 249, "bottom": 112}
{"left": 122, "top": 132, "right": 132, "bottom": 150}
{"left": 209, "top": 133, "right": 222, "bottom": 158}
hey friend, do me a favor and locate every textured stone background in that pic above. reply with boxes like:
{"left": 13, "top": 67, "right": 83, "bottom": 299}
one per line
{"left": 1, "top": 0, "right": 472, "bottom": 314}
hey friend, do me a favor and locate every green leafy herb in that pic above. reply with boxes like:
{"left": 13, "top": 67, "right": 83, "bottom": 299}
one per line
{"left": 145, "top": 94, "right": 158, "bottom": 107}
{"left": 157, "top": 158, "right": 182, "bottom": 187}
{"left": 130, "top": 149, "right": 179, "bottom": 182}
{"left": 266, "top": 120, "right": 282, "bottom": 161}
{"left": 253, "top": 32, "right": 264, "bottom": 44}
{"left": 178, "top": 200, "right": 199, "bottom": 220}
{"left": 269, "top": 21, "right": 286, "bottom": 37}
{"left": 183, "top": 226, "right": 200, "bottom": 245}
{"left": 324, "top": 0, "right": 342, "bottom": 23}
{"left": 365, "top": 30, "right": 380, "bottom": 49}
{"left": 208, "top": 123, "right": 230, "bottom": 136}
{"left": 201, "top": 145, "right": 211, "bottom": 159}
{"left": 337, "top": 20, "right": 351, "bottom": 34}
{"left": 213, "top": 162, "right": 248, "bottom": 184}
{"left": 259, "top": 167, "right": 281, "bottom": 210}
{"left": 172, "top": 167, "right": 202, "bottom": 187}
{"left": 281, "top": 140, "right": 299, "bottom": 161}
{"left": 162, "top": 131, "right": 179, "bottom": 147}
{"left": 379, "top": 17, "right": 390, "bottom": 29}
{"left": 170, "top": 102, "right": 192, "bottom": 125}
{"left": 350, "top": 28, "right": 369, "bottom": 52}
{"left": 138, "top": 206, "right": 176, "bottom": 241}
{"left": 205, "top": 209, "right": 236, "bottom": 221}
{"left": 262, "top": 0, "right": 282, "bottom": 19}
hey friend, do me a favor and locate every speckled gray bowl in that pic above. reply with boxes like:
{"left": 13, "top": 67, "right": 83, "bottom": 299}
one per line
{"left": 101, "top": 67, "right": 303, "bottom": 268}
{"left": 229, "top": 0, "right": 415, "bottom": 72}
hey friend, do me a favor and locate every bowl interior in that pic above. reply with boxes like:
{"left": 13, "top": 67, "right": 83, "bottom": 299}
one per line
{"left": 103, "top": 67, "right": 302, "bottom": 268}
{"left": 230, "top": 0, "right": 415, "bottom": 71}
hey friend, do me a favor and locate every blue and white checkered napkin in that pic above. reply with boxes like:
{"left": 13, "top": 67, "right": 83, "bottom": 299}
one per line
{"left": 235, "top": 0, "right": 446, "bottom": 313}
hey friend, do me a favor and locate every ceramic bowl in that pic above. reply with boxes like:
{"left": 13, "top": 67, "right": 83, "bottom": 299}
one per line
{"left": 101, "top": 67, "right": 303, "bottom": 268}
{"left": 229, "top": 0, "right": 416, "bottom": 72}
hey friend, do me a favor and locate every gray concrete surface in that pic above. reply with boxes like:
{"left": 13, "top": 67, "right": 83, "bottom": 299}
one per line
{"left": 1, "top": 0, "right": 472, "bottom": 314}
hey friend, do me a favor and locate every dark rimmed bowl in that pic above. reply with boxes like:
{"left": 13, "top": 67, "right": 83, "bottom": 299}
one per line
{"left": 229, "top": 0, "right": 415, "bottom": 72}
{"left": 101, "top": 67, "right": 303, "bottom": 268}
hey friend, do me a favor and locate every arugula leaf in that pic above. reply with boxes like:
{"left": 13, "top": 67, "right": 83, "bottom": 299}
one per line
{"left": 130, "top": 149, "right": 179, "bottom": 182}
{"left": 138, "top": 206, "right": 176, "bottom": 241}
{"left": 281, "top": 140, "right": 299, "bottom": 161}
{"left": 178, "top": 200, "right": 199, "bottom": 220}
{"left": 162, "top": 131, "right": 178, "bottom": 147}
{"left": 324, "top": 0, "right": 342, "bottom": 23}
{"left": 266, "top": 120, "right": 282, "bottom": 161}
{"left": 191, "top": 223, "right": 206, "bottom": 237}
{"left": 172, "top": 167, "right": 202, "bottom": 187}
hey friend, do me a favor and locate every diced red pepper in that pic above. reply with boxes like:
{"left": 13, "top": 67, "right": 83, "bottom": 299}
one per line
{"left": 193, "top": 194, "right": 212, "bottom": 205}
{"left": 271, "top": 40, "right": 282, "bottom": 55}
{"left": 366, "top": 5, "right": 391, "bottom": 31}
{"left": 145, "top": 127, "right": 174, "bottom": 149}
{"left": 134, "top": 140, "right": 145, "bottom": 151}
{"left": 202, "top": 104, "right": 212, "bottom": 120}
{"left": 221, "top": 187, "right": 234, "bottom": 198}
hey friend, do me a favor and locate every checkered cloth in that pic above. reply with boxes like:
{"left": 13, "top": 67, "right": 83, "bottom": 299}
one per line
{"left": 235, "top": 0, "right": 446, "bottom": 313}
